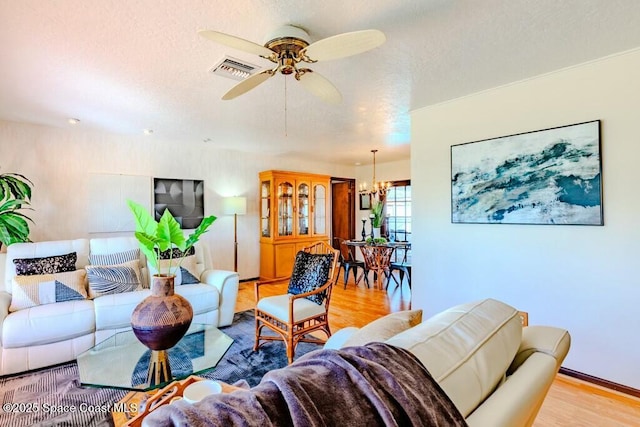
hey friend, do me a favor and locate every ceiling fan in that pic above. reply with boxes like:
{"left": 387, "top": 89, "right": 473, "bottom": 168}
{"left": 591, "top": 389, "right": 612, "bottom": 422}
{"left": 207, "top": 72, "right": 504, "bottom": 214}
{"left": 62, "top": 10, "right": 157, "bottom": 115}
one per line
{"left": 198, "top": 25, "right": 386, "bottom": 104}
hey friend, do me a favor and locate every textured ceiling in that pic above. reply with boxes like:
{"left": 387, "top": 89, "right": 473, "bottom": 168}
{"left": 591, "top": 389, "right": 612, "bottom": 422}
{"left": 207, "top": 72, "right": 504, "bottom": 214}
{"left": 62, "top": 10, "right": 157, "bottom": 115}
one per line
{"left": 2, "top": 0, "right": 640, "bottom": 165}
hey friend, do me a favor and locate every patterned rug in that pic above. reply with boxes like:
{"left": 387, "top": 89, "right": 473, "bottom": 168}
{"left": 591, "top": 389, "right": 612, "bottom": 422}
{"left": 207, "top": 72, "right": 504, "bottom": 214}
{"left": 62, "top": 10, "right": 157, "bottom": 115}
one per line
{"left": 0, "top": 310, "right": 322, "bottom": 427}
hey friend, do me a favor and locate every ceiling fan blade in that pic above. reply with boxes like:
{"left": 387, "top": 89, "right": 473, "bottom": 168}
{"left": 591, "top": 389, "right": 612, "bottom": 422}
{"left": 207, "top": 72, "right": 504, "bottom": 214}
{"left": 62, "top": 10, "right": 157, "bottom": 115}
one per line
{"left": 222, "top": 69, "right": 275, "bottom": 100}
{"left": 297, "top": 70, "right": 342, "bottom": 104}
{"left": 198, "top": 30, "right": 275, "bottom": 58}
{"left": 301, "top": 29, "right": 386, "bottom": 62}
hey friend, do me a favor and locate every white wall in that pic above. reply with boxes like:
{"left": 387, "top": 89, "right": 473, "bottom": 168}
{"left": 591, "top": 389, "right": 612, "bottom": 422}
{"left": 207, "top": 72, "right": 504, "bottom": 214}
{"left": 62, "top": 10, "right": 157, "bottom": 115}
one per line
{"left": 0, "top": 121, "right": 353, "bottom": 280}
{"left": 411, "top": 48, "right": 640, "bottom": 389}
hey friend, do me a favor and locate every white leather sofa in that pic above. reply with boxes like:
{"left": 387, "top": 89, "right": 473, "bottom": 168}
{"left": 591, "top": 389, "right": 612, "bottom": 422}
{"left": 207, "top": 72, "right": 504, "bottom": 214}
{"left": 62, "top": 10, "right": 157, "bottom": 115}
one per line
{"left": 325, "top": 298, "right": 571, "bottom": 427}
{"left": 0, "top": 236, "right": 239, "bottom": 376}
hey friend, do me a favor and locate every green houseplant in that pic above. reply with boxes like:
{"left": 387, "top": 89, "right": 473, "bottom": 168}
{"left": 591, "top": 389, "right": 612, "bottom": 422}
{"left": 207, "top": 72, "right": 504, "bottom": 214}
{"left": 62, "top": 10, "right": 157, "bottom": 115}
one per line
{"left": 127, "top": 199, "right": 217, "bottom": 275}
{"left": 0, "top": 172, "right": 34, "bottom": 247}
{"left": 366, "top": 236, "right": 388, "bottom": 245}
{"left": 370, "top": 199, "right": 385, "bottom": 228}
{"left": 127, "top": 199, "right": 217, "bottom": 384}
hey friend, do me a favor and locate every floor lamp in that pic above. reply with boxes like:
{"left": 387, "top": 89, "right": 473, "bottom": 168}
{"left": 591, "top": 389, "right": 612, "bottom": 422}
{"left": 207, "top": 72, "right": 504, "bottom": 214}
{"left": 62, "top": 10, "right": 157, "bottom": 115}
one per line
{"left": 223, "top": 196, "right": 247, "bottom": 272}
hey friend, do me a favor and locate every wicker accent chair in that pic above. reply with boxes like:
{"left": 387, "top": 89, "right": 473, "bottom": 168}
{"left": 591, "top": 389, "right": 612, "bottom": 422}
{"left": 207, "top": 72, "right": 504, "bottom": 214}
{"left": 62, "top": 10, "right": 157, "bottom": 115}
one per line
{"left": 254, "top": 242, "right": 340, "bottom": 364}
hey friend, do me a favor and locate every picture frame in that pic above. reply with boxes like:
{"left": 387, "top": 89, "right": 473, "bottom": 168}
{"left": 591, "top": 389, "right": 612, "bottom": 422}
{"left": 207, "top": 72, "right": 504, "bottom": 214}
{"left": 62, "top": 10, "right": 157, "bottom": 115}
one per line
{"left": 359, "top": 193, "right": 371, "bottom": 210}
{"left": 451, "top": 120, "right": 603, "bottom": 225}
{"left": 153, "top": 178, "right": 205, "bottom": 229}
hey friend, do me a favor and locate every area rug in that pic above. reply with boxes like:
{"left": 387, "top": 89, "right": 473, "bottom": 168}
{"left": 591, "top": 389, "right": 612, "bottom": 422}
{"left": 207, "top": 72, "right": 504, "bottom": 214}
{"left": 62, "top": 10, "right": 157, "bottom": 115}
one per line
{"left": 0, "top": 310, "right": 322, "bottom": 427}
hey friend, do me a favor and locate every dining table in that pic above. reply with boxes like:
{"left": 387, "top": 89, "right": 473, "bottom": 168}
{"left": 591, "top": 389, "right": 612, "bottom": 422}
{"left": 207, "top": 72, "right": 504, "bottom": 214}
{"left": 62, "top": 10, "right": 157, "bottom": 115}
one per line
{"left": 345, "top": 240, "right": 411, "bottom": 290}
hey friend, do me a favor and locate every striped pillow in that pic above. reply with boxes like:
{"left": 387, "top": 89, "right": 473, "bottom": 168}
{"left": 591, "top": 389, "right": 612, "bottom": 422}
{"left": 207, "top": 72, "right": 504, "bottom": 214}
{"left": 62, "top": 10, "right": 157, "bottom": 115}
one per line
{"left": 89, "top": 248, "right": 140, "bottom": 266}
{"left": 85, "top": 260, "right": 145, "bottom": 299}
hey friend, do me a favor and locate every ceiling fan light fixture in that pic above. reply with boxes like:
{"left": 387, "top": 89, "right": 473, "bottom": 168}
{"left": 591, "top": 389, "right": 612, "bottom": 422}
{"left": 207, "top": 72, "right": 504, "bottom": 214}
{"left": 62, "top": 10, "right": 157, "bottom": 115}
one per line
{"left": 199, "top": 25, "right": 385, "bottom": 104}
{"left": 263, "top": 25, "right": 311, "bottom": 46}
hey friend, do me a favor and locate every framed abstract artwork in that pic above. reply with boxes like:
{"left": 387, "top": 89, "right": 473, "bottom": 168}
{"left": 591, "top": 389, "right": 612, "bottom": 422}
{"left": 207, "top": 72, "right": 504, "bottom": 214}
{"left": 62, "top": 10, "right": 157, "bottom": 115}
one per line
{"left": 153, "top": 178, "right": 205, "bottom": 229}
{"left": 451, "top": 120, "right": 603, "bottom": 225}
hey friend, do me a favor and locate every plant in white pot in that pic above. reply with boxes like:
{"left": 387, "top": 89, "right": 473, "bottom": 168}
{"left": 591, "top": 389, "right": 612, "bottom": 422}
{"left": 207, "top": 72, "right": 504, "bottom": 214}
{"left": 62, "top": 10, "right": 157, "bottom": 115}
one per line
{"left": 127, "top": 200, "right": 216, "bottom": 384}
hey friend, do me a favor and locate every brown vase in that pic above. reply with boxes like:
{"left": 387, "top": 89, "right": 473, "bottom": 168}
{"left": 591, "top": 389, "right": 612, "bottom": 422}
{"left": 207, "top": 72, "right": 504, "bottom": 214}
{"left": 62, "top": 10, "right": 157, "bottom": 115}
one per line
{"left": 131, "top": 274, "right": 193, "bottom": 351}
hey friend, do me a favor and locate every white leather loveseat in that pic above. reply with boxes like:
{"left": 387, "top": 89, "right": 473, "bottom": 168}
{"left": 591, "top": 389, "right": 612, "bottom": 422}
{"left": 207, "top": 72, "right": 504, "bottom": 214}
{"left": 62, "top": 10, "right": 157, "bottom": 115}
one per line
{"left": 325, "top": 298, "right": 571, "bottom": 427}
{"left": 0, "top": 236, "right": 239, "bottom": 376}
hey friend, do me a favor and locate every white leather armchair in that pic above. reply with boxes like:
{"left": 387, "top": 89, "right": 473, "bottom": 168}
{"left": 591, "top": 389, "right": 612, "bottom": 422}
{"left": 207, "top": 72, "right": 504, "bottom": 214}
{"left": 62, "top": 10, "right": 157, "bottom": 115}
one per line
{"left": 325, "top": 299, "right": 571, "bottom": 427}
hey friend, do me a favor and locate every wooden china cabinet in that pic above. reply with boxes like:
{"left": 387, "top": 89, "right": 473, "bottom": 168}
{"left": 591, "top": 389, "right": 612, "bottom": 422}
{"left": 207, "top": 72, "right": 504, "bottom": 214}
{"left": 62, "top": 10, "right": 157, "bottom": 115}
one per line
{"left": 259, "top": 170, "right": 330, "bottom": 279}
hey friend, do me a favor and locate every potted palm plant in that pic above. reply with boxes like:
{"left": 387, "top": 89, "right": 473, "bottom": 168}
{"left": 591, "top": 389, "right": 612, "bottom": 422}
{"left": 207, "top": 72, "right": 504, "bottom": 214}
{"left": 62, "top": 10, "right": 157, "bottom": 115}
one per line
{"left": 127, "top": 200, "right": 216, "bottom": 277}
{"left": 127, "top": 199, "right": 217, "bottom": 366}
{"left": 0, "top": 172, "right": 34, "bottom": 249}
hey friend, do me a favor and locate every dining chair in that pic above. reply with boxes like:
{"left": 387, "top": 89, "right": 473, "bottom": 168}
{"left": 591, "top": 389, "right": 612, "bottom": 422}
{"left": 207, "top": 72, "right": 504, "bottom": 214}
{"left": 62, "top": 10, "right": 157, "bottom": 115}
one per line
{"left": 388, "top": 243, "right": 412, "bottom": 289}
{"left": 254, "top": 241, "right": 340, "bottom": 364}
{"left": 334, "top": 237, "right": 366, "bottom": 289}
{"left": 388, "top": 261, "right": 412, "bottom": 288}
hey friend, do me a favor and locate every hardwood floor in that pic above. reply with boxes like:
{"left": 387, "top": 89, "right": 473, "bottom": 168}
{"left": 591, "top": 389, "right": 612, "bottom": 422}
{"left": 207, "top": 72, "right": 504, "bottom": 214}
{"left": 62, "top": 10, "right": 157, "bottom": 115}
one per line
{"left": 236, "top": 274, "right": 640, "bottom": 426}
{"left": 534, "top": 375, "right": 640, "bottom": 426}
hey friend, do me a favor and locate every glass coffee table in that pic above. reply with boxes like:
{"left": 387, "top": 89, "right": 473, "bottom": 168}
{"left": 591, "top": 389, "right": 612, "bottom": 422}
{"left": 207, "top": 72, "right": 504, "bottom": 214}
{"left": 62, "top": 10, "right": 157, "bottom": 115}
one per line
{"left": 77, "top": 324, "right": 233, "bottom": 391}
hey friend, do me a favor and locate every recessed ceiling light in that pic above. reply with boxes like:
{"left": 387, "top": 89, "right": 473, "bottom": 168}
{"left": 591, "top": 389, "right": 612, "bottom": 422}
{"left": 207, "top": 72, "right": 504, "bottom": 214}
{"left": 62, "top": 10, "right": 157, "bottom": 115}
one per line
{"left": 143, "top": 129, "right": 153, "bottom": 135}
{"left": 68, "top": 118, "right": 80, "bottom": 125}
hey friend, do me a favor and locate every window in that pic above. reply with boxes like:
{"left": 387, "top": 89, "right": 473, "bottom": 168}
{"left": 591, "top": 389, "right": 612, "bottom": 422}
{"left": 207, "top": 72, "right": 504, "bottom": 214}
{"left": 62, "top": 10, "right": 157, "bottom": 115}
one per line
{"left": 385, "top": 180, "right": 411, "bottom": 262}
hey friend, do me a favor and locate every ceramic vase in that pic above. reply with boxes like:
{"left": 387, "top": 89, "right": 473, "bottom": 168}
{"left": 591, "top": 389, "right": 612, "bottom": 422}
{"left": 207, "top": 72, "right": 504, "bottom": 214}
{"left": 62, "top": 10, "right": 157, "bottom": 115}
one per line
{"left": 131, "top": 275, "right": 193, "bottom": 351}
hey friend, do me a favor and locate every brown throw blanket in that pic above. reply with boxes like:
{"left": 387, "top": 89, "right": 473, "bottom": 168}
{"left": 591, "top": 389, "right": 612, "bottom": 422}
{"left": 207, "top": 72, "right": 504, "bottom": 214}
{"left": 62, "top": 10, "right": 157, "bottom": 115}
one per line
{"left": 143, "top": 343, "right": 467, "bottom": 426}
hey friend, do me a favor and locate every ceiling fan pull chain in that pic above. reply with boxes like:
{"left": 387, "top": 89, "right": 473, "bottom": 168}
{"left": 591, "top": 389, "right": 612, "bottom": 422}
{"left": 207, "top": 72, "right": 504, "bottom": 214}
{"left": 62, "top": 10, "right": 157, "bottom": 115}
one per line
{"left": 284, "top": 76, "right": 288, "bottom": 137}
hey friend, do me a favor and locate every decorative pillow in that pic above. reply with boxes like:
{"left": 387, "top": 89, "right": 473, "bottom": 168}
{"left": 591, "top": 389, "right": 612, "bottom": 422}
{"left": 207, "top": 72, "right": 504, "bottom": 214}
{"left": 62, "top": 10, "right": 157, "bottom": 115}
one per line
{"left": 148, "top": 255, "right": 199, "bottom": 285}
{"left": 159, "top": 247, "right": 195, "bottom": 260}
{"left": 85, "top": 260, "right": 145, "bottom": 298}
{"left": 9, "top": 269, "right": 88, "bottom": 312}
{"left": 13, "top": 252, "right": 77, "bottom": 276}
{"left": 343, "top": 310, "right": 423, "bottom": 347}
{"left": 287, "top": 251, "right": 334, "bottom": 305}
{"left": 89, "top": 248, "right": 140, "bottom": 266}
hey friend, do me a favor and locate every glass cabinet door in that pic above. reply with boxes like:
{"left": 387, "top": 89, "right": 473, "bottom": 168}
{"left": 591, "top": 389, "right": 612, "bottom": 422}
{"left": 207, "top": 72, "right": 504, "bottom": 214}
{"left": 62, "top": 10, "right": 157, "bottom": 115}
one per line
{"left": 260, "top": 180, "right": 271, "bottom": 238}
{"left": 297, "top": 183, "right": 310, "bottom": 236}
{"left": 313, "top": 183, "right": 326, "bottom": 235}
{"left": 277, "top": 181, "right": 294, "bottom": 236}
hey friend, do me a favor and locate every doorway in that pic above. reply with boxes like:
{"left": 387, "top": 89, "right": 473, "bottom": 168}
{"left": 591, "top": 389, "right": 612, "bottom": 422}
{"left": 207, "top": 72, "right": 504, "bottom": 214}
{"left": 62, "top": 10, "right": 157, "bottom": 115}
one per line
{"left": 331, "top": 178, "right": 356, "bottom": 249}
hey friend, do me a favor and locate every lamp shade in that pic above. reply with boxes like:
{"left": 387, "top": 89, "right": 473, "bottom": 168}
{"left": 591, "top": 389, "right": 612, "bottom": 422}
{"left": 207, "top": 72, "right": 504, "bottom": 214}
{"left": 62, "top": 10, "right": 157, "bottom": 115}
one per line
{"left": 223, "top": 196, "right": 247, "bottom": 215}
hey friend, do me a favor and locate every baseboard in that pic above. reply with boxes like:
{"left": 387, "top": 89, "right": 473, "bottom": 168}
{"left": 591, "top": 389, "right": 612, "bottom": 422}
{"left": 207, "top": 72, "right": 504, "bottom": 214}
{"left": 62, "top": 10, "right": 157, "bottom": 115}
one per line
{"left": 559, "top": 367, "right": 640, "bottom": 398}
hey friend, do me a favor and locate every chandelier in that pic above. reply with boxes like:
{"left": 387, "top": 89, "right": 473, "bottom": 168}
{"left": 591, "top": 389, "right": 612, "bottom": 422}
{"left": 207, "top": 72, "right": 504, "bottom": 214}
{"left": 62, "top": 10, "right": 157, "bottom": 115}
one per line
{"left": 359, "top": 149, "right": 390, "bottom": 197}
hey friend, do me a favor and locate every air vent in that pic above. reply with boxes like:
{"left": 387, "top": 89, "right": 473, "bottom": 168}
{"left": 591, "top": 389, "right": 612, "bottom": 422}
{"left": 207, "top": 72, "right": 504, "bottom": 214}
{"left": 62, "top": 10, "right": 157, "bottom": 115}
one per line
{"left": 210, "top": 56, "right": 260, "bottom": 81}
